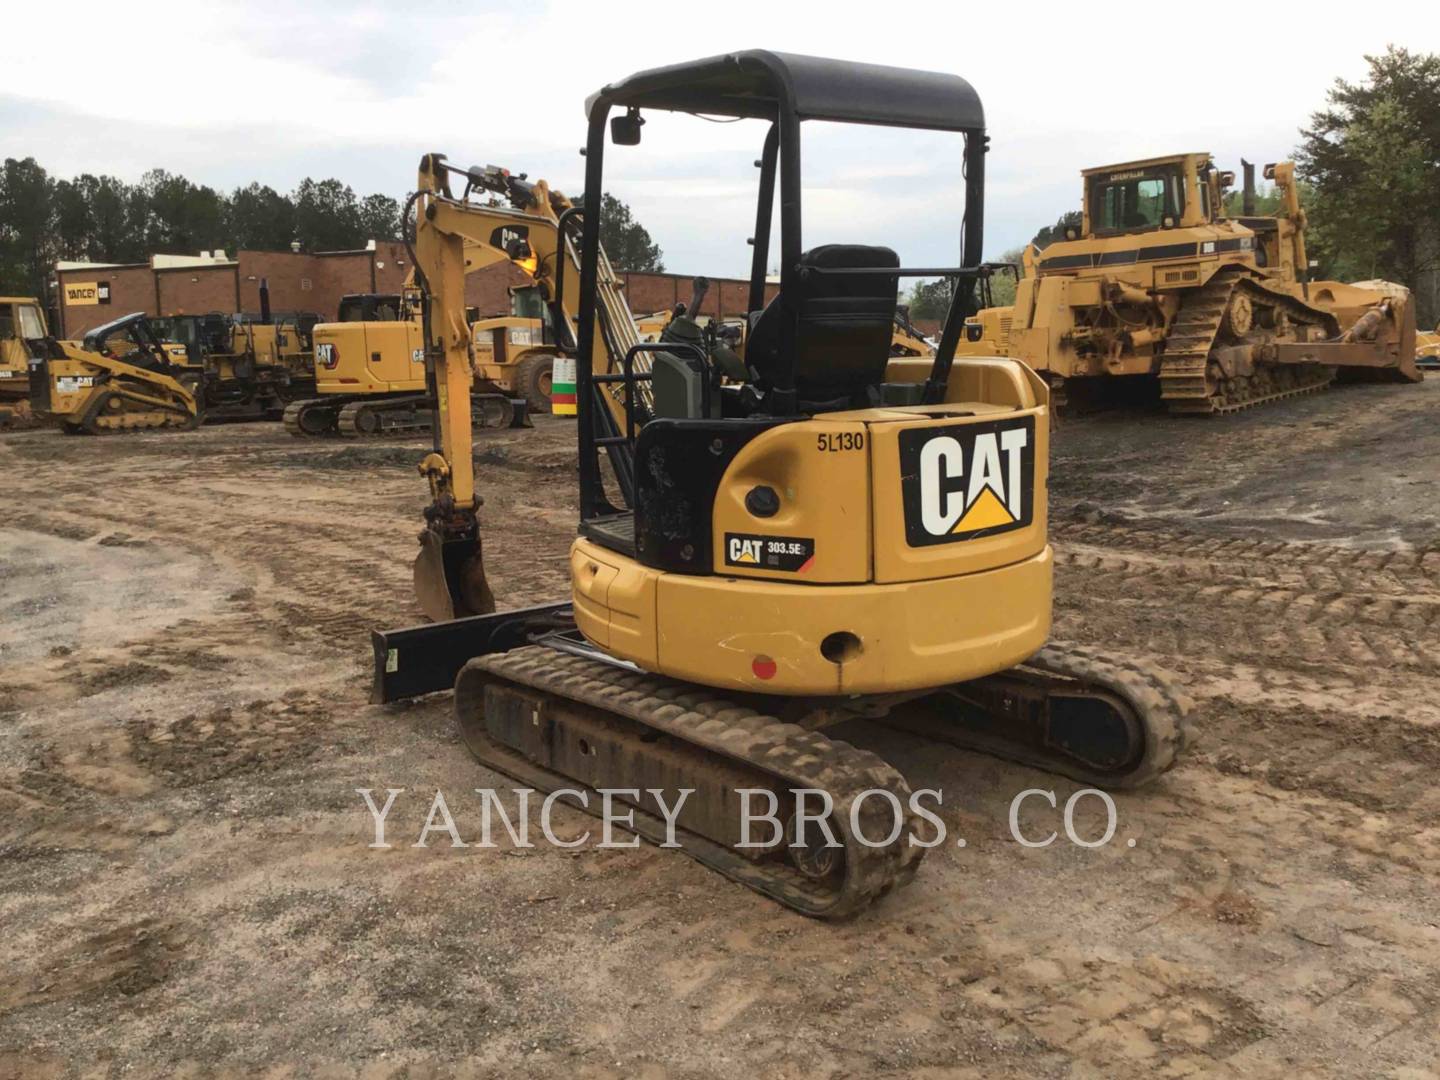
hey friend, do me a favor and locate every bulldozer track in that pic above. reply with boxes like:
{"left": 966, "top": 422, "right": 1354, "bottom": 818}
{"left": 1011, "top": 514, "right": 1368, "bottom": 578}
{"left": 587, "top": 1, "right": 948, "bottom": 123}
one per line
{"left": 1159, "top": 270, "right": 1337, "bottom": 415}
{"left": 455, "top": 646, "right": 924, "bottom": 919}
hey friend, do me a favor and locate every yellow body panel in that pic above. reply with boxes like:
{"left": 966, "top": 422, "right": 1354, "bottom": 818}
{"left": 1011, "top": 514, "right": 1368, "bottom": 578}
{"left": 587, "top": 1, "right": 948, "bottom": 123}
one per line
{"left": 471, "top": 316, "right": 550, "bottom": 387}
{"left": 867, "top": 404, "right": 1048, "bottom": 584}
{"left": 710, "top": 420, "right": 872, "bottom": 583}
{"left": 572, "top": 535, "right": 1052, "bottom": 695}
{"left": 313, "top": 320, "right": 425, "bottom": 395}
{"left": 572, "top": 365, "right": 1053, "bottom": 695}
{"left": 952, "top": 306, "right": 1015, "bottom": 360}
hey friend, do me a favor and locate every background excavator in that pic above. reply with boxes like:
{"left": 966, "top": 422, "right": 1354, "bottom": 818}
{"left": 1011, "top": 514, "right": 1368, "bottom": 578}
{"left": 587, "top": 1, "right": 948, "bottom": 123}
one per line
{"left": 962, "top": 154, "right": 1420, "bottom": 413}
{"left": 27, "top": 312, "right": 202, "bottom": 433}
{"left": 372, "top": 51, "right": 1190, "bottom": 919}
{"left": 283, "top": 182, "right": 561, "bottom": 438}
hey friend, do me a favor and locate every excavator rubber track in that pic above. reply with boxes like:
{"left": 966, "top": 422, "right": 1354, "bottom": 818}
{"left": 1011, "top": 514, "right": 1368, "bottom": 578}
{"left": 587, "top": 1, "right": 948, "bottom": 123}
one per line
{"left": 282, "top": 398, "right": 341, "bottom": 437}
{"left": 454, "top": 647, "right": 925, "bottom": 919}
{"left": 1159, "top": 269, "right": 1336, "bottom": 415}
{"left": 284, "top": 393, "right": 519, "bottom": 437}
{"left": 894, "top": 641, "right": 1194, "bottom": 790}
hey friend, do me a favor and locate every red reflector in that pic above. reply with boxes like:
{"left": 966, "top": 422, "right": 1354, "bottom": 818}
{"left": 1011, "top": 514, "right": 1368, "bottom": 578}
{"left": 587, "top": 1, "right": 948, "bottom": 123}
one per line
{"left": 751, "top": 655, "right": 777, "bottom": 680}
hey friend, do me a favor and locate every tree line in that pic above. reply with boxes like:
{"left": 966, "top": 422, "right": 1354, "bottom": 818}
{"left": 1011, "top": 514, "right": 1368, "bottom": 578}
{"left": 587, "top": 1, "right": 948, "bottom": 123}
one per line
{"left": 0, "top": 160, "right": 405, "bottom": 299}
{"left": 909, "top": 46, "right": 1440, "bottom": 326}
{"left": 0, "top": 154, "right": 669, "bottom": 307}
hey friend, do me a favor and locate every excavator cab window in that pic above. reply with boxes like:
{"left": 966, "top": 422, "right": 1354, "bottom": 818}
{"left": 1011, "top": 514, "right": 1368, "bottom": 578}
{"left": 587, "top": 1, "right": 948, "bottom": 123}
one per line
{"left": 1089, "top": 168, "right": 1183, "bottom": 234}
{"left": 337, "top": 294, "right": 403, "bottom": 323}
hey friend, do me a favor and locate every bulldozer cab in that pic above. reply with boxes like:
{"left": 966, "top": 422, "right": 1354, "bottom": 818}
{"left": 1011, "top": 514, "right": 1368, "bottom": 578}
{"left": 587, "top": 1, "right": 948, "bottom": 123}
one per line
{"left": 1, "top": 298, "right": 47, "bottom": 368}
{"left": 151, "top": 313, "right": 231, "bottom": 364}
{"left": 1081, "top": 154, "right": 1213, "bottom": 237}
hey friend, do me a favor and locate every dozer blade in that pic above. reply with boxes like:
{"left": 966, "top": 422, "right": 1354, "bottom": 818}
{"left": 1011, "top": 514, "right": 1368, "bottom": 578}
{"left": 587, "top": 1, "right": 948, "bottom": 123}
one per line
{"left": 414, "top": 529, "right": 497, "bottom": 623}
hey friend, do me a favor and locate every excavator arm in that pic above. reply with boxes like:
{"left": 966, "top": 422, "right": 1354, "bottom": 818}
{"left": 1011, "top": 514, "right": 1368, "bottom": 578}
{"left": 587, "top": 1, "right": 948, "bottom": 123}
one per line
{"left": 408, "top": 154, "right": 643, "bottom": 621}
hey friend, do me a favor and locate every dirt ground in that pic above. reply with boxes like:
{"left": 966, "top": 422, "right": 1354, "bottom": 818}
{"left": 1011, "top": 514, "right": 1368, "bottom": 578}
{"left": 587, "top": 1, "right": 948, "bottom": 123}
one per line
{"left": 2, "top": 379, "right": 1438, "bottom": 1078}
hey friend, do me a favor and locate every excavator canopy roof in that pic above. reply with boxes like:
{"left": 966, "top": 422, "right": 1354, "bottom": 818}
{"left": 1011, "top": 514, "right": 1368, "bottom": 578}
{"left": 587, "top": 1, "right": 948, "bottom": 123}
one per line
{"left": 585, "top": 50, "right": 984, "bottom": 132}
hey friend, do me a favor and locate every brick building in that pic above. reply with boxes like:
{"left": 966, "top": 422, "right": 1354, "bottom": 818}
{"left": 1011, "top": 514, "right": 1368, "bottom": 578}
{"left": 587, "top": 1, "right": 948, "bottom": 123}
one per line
{"left": 54, "top": 246, "right": 777, "bottom": 339}
{"left": 54, "top": 243, "right": 413, "bottom": 338}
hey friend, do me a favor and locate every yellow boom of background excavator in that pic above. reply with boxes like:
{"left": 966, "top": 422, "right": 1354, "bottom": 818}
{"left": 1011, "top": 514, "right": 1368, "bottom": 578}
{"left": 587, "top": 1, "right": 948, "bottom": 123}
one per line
{"left": 373, "top": 52, "right": 1192, "bottom": 920}
{"left": 284, "top": 176, "right": 564, "bottom": 438}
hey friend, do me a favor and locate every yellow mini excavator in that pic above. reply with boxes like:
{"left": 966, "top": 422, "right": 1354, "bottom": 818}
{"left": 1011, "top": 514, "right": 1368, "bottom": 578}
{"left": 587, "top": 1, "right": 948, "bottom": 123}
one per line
{"left": 28, "top": 312, "right": 201, "bottom": 434}
{"left": 373, "top": 52, "right": 1190, "bottom": 918}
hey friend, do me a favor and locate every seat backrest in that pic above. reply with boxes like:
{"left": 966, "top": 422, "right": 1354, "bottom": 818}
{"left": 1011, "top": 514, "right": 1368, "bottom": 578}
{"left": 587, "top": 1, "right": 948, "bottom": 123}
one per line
{"left": 748, "top": 244, "right": 899, "bottom": 408}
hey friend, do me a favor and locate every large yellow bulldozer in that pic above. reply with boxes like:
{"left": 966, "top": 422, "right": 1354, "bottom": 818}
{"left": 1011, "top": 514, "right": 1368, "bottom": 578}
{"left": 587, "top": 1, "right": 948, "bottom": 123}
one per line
{"left": 372, "top": 52, "right": 1191, "bottom": 919}
{"left": 972, "top": 154, "right": 1419, "bottom": 413}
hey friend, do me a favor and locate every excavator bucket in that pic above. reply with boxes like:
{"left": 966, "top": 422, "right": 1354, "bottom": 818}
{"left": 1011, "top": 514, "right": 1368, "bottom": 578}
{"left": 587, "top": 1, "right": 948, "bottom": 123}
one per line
{"left": 414, "top": 528, "right": 496, "bottom": 623}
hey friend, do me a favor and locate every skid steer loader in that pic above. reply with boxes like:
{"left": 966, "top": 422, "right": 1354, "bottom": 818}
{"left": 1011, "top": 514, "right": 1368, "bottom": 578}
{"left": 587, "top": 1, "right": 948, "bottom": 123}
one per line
{"left": 28, "top": 312, "right": 201, "bottom": 434}
{"left": 373, "top": 51, "right": 1190, "bottom": 918}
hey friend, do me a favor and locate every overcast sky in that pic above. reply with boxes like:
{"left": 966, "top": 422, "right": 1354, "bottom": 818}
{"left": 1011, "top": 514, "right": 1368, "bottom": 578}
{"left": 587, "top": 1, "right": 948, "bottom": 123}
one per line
{"left": 4, "top": 1, "right": 1434, "bottom": 277}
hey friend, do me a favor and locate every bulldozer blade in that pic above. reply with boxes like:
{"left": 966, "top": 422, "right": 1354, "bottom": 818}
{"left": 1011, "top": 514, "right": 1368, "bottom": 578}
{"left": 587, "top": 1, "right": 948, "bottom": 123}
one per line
{"left": 414, "top": 528, "right": 497, "bottom": 623}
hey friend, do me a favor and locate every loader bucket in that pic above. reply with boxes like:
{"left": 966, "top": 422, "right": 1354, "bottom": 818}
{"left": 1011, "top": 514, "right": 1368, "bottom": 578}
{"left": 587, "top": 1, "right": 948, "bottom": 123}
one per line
{"left": 414, "top": 527, "right": 496, "bottom": 623}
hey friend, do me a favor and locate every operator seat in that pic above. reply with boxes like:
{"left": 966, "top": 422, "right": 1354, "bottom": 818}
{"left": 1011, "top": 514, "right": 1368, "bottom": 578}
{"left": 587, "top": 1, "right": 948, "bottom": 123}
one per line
{"left": 746, "top": 244, "right": 900, "bottom": 411}
{"left": 612, "top": 245, "right": 902, "bottom": 575}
